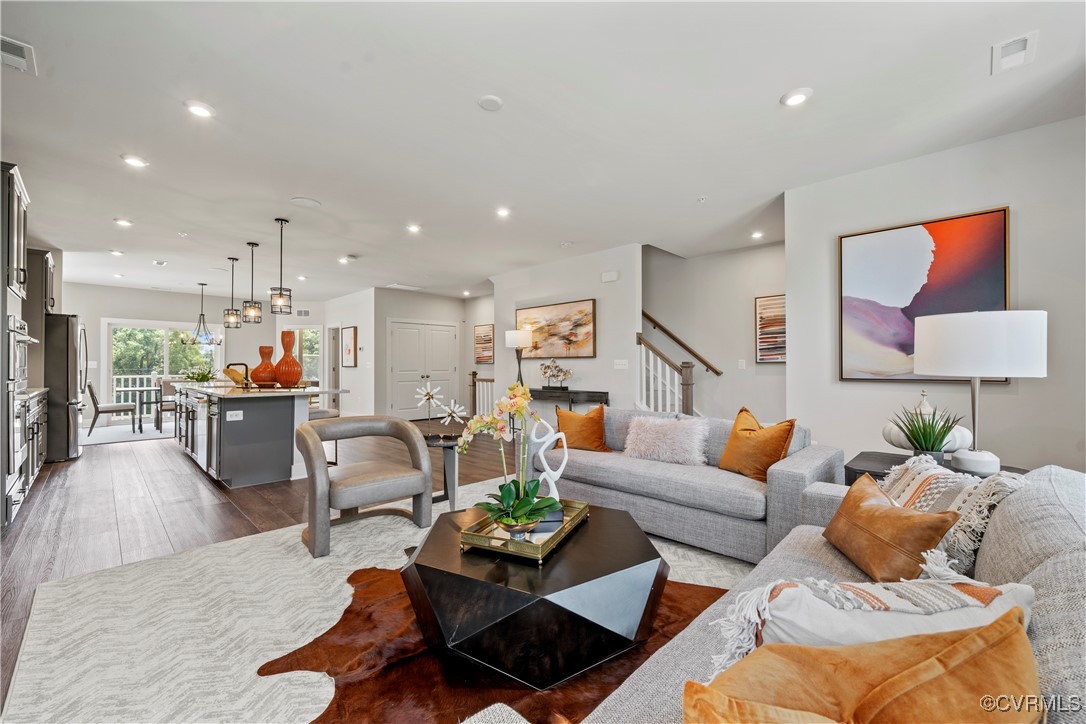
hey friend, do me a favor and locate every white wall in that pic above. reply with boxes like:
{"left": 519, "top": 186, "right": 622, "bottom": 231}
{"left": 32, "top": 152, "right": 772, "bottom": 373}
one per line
{"left": 491, "top": 244, "right": 643, "bottom": 422}
{"left": 324, "top": 287, "right": 375, "bottom": 416}
{"left": 785, "top": 116, "right": 1086, "bottom": 471}
{"left": 63, "top": 282, "right": 276, "bottom": 393}
{"left": 642, "top": 243, "right": 787, "bottom": 422}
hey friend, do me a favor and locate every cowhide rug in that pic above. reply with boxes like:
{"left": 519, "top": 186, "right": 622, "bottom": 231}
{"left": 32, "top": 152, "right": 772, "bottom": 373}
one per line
{"left": 258, "top": 567, "right": 724, "bottom": 723}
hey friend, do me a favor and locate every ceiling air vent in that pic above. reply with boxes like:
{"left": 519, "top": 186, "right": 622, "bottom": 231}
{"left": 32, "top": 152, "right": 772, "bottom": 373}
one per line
{"left": 386, "top": 283, "right": 421, "bottom": 291}
{"left": 1, "top": 36, "right": 37, "bottom": 75}
{"left": 296, "top": 309, "right": 310, "bottom": 318}
{"left": 992, "top": 31, "right": 1038, "bottom": 75}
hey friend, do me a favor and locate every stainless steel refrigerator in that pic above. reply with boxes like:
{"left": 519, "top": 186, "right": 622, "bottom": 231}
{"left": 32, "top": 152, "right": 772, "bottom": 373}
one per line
{"left": 45, "top": 313, "right": 86, "bottom": 461}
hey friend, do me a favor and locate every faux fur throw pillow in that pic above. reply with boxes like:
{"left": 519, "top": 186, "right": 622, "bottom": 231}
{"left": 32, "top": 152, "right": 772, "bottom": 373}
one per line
{"left": 622, "top": 416, "right": 710, "bottom": 466}
{"left": 880, "top": 455, "right": 1027, "bottom": 575}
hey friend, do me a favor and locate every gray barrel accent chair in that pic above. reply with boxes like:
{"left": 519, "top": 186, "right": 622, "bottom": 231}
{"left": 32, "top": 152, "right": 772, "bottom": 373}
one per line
{"left": 296, "top": 415, "right": 432, "bottom": 558}
{"left": 526, "top": 408, "right": 844, "bottom": 563}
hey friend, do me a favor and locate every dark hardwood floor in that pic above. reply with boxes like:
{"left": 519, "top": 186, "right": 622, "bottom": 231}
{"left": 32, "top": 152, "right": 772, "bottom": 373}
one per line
{"left": 0, "top": 421, "right": 505, "bottom": 707}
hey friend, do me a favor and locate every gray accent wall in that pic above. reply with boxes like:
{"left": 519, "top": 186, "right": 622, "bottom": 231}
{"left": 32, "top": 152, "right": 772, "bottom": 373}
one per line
{"left": 785, "top": 116, "right": 1086, "bottom": 471}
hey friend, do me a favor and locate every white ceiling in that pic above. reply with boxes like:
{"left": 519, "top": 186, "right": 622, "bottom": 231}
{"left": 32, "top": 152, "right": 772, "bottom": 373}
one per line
{"left": 2, "top": 2, "right": 1083, "bottom": 301}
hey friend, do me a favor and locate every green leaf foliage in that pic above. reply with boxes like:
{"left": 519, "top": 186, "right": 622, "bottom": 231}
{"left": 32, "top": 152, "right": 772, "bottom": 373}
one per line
{"left": 890, "top": 406, "right": 963, "bottom": 453}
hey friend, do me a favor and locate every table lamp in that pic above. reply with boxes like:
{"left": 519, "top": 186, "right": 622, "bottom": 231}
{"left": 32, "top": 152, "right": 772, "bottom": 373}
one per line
{"left": 505, "top": 328, "right": 533, "bottom": 384}
{"left": 912, "top": 310, "right": 1047, "bottom": 475}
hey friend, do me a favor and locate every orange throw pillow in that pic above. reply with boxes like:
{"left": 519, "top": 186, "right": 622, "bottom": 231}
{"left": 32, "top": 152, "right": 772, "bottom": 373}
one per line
{"left": 823, "top": 475, "right": 960, "bottom": 582}
{"left": 683, "top": 608, "right": 1040, "bottom": 724}
{"left": 556, "top": 404, "right": 611, "bottom": 453}
{"left": 717, "top": 407, "right": 795, "bottom": 482}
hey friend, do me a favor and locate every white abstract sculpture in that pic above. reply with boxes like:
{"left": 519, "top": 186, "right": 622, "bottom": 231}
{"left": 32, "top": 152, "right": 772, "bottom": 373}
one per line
{"left": 530, "top": 418, "right": 567, "bottom": 500}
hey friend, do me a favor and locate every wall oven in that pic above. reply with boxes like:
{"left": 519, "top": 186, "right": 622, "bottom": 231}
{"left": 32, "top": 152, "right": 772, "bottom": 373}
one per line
{"left": 7, "top": 315, "right": 32, "bottom": 392}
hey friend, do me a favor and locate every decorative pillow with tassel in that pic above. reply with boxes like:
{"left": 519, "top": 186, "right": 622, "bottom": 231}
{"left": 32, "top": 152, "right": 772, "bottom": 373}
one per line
{"left": 880, "top": 455, "right": 1027, "bottom": 575}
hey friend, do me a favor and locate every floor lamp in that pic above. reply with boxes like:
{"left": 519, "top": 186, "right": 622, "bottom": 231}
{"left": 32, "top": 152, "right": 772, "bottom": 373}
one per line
{"left": 912, "top": 310, "right": 1047, "bottom": 475}
{"left": 505, "top": 329, "right": 532, "bottom": 384}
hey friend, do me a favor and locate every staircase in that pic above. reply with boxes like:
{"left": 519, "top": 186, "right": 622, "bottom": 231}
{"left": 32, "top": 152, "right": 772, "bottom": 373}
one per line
{"left": 636, "top": 311, "right": 722, "bottom": 416}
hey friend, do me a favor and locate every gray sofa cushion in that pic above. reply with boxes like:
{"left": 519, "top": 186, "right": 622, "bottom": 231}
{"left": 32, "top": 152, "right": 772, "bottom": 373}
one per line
{"left": 585, "top": 526, "right": 866, "bottom": 724}
{"left": 544, "top": 448, "right": 767, "bottom": 520}
{"left": 603, "top": 408, "right": 678, "bottom": 451}
{"left": 974, "top": 465, "right": 1086, "bottom": 585}
{"left": 1020, "top": 543, "right": 1086, "bottom": 723}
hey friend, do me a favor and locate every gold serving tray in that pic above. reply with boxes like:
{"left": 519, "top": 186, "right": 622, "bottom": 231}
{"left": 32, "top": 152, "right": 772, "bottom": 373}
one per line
{"left": 460, "top": 499, "right": 590, "bottom": 565}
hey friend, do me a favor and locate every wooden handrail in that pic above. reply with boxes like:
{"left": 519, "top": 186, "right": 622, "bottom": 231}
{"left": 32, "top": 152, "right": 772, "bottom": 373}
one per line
{"left": 635, "top": 333, "right": 681, "bottom": 372}
{"left": 641, "top": 311, "right": 723, "bottom": 376}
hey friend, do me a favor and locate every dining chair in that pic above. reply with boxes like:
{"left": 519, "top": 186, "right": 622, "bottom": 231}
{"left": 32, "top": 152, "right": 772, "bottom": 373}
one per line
{"left": 87, "top": 381, "right": 136, "bottom": 436}
{"left": 155, "top": 378, "right": 179, "bottom": 432}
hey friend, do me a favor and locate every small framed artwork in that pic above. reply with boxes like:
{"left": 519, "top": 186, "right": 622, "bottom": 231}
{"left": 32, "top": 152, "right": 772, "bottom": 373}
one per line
{"left": 839, "top": 207, "right": 1008, "bottom": 381}
{"left": 474, "top": 324, "right": 494, "bottom": 364}
{"left": 755, "top": 294, "right": 786, "bottom": 363}
{"left": 341, "top": 326, "right": 358, "bottom": 368}
{"left": 515, "top": 299, "right": 596, "bottom": 359}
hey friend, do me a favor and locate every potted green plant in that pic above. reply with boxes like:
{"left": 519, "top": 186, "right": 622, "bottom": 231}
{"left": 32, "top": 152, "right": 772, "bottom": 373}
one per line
{"left": 457, "top": 383, "right": 563, "bottom": 540}
{"left": 889, "top": 406, "right": 963, "bottom": 465}
{"left": 180, "top": 364, "right": 219, "bottom": 383}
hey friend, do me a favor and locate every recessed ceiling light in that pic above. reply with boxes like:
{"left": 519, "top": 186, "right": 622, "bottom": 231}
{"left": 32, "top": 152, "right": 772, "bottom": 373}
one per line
{"left": 113, "top": 274, "right": 125, "bottom": 278}
{"left": 297, "top": 275, "right": 307, "bottom": 281}
{"left": 109, "top": 250, "right": 124, "bottom": 256}
{"left": 185, "top": 100, "right": 215, "bottom": 118}
{"left": 114, "top": 218, "right": 133, "bottom": 227}
{"left": 478, "top": 95, "right": 504, "bottom": 112}
{"left": 463, "top": 290, "right": 470, "bottom": 296}
{"left": 290, "top": 196, "right": 321, "bottom": 208}
{"left": 152, "top": 260, "right": 168, "bottom": 266}
{"left": 780, "top": 87, "right": 813, "bottom": 107}
{"left": 560, "top": 241, "right": 573, "bottom": 248}
{"left": 177, "top": 232, "right": 188, "bottom": 238}
{"left": 406, "top": 223, "right": 421, "bottom": 234}
{"left": 751, "top": 231, "right": 764, "bottom": 239}
{"left": 338, "top": 254, "right": 358, "bottom": 264}
{"left": 121, "top": 154, "right": 149, "bottom": 168}
{"left": 496, "top": 207, "right": 511, "bottom": 218}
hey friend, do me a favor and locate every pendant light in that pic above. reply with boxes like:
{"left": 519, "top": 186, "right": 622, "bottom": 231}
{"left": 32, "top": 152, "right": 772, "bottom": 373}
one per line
{"left": 242, "top": 242, "right": 262, "bottom": 323}
{"left": 223, "top": 257, "right": 241, "bottom": 328}
{"left": 270, "top": 217, "right": 292, "bottom": 315}
{"left": 182, "top": 283, "right": 223, "bottom": 346}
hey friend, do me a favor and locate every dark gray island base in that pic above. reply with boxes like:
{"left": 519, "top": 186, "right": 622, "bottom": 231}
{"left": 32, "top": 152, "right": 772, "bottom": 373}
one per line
{"left": 174, "top": 383, "right": 347, "bottom": 488}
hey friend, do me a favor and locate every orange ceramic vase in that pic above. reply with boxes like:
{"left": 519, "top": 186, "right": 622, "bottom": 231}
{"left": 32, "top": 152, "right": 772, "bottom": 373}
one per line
{"left": 275, "top": 330, "right": 303, "bottom": 389}
{"left": 251, "top": 346, "right": 278, "bottom": 387}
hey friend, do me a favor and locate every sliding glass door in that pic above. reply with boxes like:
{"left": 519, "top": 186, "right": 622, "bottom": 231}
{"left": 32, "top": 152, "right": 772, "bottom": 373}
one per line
{"left": 107, "top": 320, "right": 223, "bottom": 408}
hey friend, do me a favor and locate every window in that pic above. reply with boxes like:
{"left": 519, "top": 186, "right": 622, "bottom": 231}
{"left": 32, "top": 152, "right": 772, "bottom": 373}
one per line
{"left": 106, "top": 320, "right": 224, "bottom": 406}
{"left": 285, "top": 326, "right": 322, "bottom": 386}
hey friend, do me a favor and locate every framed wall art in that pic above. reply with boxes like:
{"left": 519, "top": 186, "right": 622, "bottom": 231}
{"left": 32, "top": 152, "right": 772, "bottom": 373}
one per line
{"left": 755, "top": 294, "right": 786, "bottom": 363}
{"left": 515, "top": 299, "right": 596, "bottom": 359}
{"left": 473, "top": 323, "right": 494, "bottom": 364}
{"left": 341, "top": 325, "right": 358, "bottom": 368}
{"left": 839, "top": 207, "right": 1008, "bottom": 381}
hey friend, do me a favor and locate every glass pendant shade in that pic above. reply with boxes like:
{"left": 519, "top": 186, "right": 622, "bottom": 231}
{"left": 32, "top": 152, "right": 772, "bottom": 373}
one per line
{"left": 223, "top": 256, "right": 241, "bottom": 329}
{"left": 243, "top": 242, "right": 262, "bottom": 324}
{"left": 182, "top": 283, "right": 223, "bottom": 346}
{"left": 270, "top": 218, "right": 292, "bottom": 315}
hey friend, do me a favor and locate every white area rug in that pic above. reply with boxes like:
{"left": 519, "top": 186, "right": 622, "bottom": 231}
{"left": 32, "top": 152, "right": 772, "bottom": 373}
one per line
{"left": 2, "top": 480, "right": 753, "bottom": 723}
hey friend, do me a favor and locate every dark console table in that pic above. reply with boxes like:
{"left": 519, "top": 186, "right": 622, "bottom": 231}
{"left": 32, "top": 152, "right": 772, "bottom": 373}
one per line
{"left": 529, "top": 387, "right": 609, "bottom": 411}
{"left": 845, "top": 450, "right": 1028, "bottom": 485}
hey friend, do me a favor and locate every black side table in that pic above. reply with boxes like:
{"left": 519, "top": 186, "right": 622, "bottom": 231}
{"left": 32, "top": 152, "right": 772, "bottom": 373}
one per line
{"left": 845, "top": 451, "right": 1028, "bottom": 485}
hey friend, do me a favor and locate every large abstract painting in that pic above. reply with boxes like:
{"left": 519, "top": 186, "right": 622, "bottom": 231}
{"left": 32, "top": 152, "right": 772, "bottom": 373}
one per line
{"left": 839, "top": 207, "right": 1008, "bottom": 380}
{"left": 515, "top": 299, "right": 596, "bottom": 359}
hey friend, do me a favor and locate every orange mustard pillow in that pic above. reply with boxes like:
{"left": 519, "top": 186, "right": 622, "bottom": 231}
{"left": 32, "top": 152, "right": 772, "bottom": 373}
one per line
{"left": 823, "top": 475, "right": 960, "bottom": 582}
{"left": 717, "top": 407, "right": 795, "bottom": 482}
{"left": 555, "top": 404, "right": 611, "bottom": 452}
{"left": 683, "top": 607, "right": 1040, "bottom": 724}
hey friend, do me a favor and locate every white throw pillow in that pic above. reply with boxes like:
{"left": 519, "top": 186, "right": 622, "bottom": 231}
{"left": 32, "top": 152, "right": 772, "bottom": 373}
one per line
{"left": 622, "top": 416, "right": 709, "bottom": 466}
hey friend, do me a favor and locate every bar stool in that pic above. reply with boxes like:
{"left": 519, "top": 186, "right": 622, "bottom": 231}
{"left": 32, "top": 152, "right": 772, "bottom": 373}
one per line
{"left": 309, "top": 407, "right": 340, "bottom": 465}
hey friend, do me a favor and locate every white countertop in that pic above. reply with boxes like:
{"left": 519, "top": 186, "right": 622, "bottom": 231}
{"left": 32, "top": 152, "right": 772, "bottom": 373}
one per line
{"left": 174, "top": 382, "right": 348, "bottom": 399}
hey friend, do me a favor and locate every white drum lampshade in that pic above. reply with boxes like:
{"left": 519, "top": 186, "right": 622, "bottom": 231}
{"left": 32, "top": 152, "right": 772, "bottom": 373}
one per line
{"left": 913, "top": 311, "right": 1047, "bottom": 474}
{"left": 505, "top": 329, "right": 532, "bottom": 349}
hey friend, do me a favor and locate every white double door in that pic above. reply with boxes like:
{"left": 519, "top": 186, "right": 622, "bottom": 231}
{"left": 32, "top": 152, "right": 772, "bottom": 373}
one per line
{"left": 389, "top": 321, "right": 459, "bottom": 420}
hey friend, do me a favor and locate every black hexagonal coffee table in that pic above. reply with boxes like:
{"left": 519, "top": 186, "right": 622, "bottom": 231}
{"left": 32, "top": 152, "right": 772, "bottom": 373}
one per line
{"left": 401, "top": 505, "right": 670, "bottom": 690}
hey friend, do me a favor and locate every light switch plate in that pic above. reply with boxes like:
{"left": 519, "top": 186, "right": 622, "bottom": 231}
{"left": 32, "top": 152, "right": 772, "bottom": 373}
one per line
{"left": 226, "top": 410, "right": 244, "bottom": 422}
{"left": 87, "top": 360, "right": 98, "bottom": 369}
{"left": 738, "top": 359, "right": 746, "bottom": 370}
{"left": 614, "top": 359, "right": 629, "bottom": 370}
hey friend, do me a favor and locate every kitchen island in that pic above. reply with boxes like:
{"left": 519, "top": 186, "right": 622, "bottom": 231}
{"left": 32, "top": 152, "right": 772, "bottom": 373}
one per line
{"left": 173, "top": 383, "right": 348, "bottom": 488}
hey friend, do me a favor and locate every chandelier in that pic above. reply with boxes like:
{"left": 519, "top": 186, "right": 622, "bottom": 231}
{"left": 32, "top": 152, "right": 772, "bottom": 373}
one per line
{"left": 223, "top": 256, "right": 241, "bottom": 328}
{"left": 270, "top": 217, "right": 292, "bottom": 315}
{"left": 242, "top": 242, "right": 262, "bottom": 323}
{"left": 181, "top": 283, "right": 222, "bottom": 346}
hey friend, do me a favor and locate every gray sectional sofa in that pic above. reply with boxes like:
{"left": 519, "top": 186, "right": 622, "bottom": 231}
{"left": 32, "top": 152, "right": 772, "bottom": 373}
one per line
{"left": 583, "top": 463, "right": 1086, "bottom": 723}
{"left": 526, "top": 408, "right": 845, "bottom": 563}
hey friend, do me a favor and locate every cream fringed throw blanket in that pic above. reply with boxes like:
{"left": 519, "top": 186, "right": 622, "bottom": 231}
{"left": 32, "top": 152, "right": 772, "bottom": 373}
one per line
{"left": 708, "top": 551, "right": 1036, "bottom": 677}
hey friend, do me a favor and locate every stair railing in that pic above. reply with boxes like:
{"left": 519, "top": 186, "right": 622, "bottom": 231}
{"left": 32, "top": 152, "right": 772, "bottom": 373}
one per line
{"left": 635, "top": 334, "right": 695, "bottom": 415}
